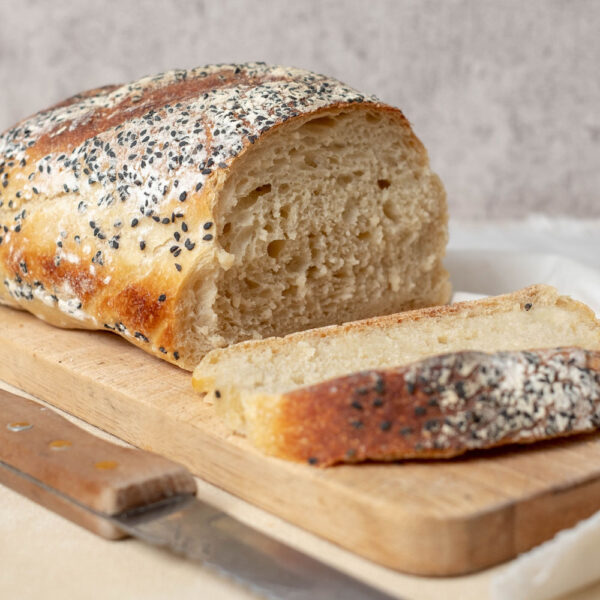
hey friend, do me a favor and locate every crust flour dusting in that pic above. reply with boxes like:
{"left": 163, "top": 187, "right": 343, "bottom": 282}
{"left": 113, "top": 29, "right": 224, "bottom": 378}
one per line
{"left": 0, "top": 62, "right": 449, "bottom": 368}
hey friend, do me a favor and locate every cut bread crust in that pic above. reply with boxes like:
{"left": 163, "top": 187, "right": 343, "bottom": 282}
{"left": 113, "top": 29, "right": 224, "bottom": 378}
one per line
{"left": 249, "top": 348, "right": 600, "bottom": 466}
{"left": 192, "top": 285, "right": 600, "bottom": 465}
{"left": 0, "top": 63, "right": 449, "bottom": 369}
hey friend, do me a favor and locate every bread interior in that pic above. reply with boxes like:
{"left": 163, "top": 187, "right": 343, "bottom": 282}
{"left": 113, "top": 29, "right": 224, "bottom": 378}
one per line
{"left": 195, "top": 288, "right": 600, "bottom": 398}
{"left": 185, "top": 107, "right": 449, "bottom": 360}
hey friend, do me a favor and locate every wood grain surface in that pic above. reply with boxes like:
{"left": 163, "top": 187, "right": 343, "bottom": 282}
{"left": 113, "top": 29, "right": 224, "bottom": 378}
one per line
{"left": 2, "top": 305, "right": 600, "bottom": 576}
{"left": 0, "top": 389, "right": 196, "bottom": 538}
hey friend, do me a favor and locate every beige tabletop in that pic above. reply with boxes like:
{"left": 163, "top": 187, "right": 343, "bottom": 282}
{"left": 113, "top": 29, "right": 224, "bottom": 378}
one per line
{"left": 2, "top": 379, "right": 600, "bottom": 600}
{"left": 4, "top": 219, "right": 600, "bottom": 599}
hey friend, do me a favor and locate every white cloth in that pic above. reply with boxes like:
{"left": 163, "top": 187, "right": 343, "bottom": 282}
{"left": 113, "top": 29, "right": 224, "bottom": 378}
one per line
{"left": 447, "top": 217, "right": 600, "bottom": 600}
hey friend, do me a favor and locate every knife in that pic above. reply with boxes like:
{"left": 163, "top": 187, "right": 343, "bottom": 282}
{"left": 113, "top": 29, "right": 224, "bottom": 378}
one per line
{"left": 0, "top": 389, "right": 397, "bottom": 600}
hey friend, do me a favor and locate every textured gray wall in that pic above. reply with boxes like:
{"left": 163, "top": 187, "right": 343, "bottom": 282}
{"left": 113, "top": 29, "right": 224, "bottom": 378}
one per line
{"left": 1, "top": 0, "right": 598, "bottom": 218}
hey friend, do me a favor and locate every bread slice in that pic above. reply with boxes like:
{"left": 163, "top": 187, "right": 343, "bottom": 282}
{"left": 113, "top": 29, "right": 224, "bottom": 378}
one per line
{"left": 0, "top": 62, "right": 449, "bottom": 370}
{"left": 192, "top": 285, "right": 600, "bottom": 465}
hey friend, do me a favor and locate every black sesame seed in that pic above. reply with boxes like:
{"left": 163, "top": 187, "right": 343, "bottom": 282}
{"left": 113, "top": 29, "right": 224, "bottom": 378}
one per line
{"left": 159, "top": 347, "right": 167, "bottom": 354}
{"left": 350, "top": 420, "right": 363, "bottom": 429}
{"left": 195, "top": 182, "right": 202, "bottom": 192}
{"left": 424, "top": 419, "right": 440, "bottom": 432}
{"left": 374, "top": 376, "right": 385, "bottom": 394}
{"left": 351, "top": 400, "right": 363, "bottom": 410}
{"left": 139, "top": 241, "right": 146, "bottom": 250}
{"left": 184, "top": 239, "right": 195, "bottom": 251}
{"left": 414, "top": 406, "right": 427, "bottom": 417}
{"left": 406, "top": 381, "right": 416, "bottom": 394}
{"left": 202, "top": 233, "right": 213, "bottom": 241}
{"left": 158, "top": 294, "right": 166, "bottom": 302}
{"left": 215, "top": 390, "right": 221, "bottom": 398}
{"left": 372, "top": 398, "right": 384, "bottom": 407}
{"left": 174, "top": 231, "right": 181, "bottom": 241}
{"left": 173, "top": 351, "right": 180, "bottom": 360}
{"left": 380, "top": 420, "right": 392, "bottom": 432}
{"left": 162, "top": 217, "right": 170, "bottom": 225}
{"left": 524, "top": 303, "right": 532, "bottom": 311}
{"left": 181, "top": 222, "right": 188, "bottom": 232}
{"left": 203, "top": 221, "right": 213, "bottom": 230}
{"left": 307, "top": 457, "right": 318, "bottom": 465}
{"left": 131, "top": 218, "right": 139, "bottom": 227}
{"left": 399, "top": 426, "right": 413, "bottom": 436}
{"left": 179, "top": 191, "right": 187, "bottom": 202}
{"left": 175, "top": 263, "right": 182, "bottom": 271}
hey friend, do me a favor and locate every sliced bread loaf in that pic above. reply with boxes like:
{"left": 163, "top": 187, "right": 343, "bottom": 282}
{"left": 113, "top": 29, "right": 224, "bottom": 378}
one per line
{"left": 192, "top": 285, "right": 600, "bottom": 465}
{"left": 0, "top": 63, "right": 449, "bottom": 369}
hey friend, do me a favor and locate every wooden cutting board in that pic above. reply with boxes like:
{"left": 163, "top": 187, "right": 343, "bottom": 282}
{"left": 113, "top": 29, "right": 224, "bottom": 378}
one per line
{"left": 3, "top": 305, "right": 600, "bottom": 577}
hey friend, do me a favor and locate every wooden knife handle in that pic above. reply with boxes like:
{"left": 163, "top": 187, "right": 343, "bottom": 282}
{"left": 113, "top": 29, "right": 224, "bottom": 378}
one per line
{"left": 0, "top": 389, "right": 196, "bottom": 539}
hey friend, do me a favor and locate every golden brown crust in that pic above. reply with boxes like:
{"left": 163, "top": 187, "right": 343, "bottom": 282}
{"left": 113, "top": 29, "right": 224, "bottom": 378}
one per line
{"left": 0, "top": 63, "right": 425, "bottom": 367}
{"left": 261, "top": 347, "right": 600, "bottom": 466}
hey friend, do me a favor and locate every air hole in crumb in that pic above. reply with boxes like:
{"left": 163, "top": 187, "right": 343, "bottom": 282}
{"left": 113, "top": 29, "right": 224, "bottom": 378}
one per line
{"left": 280, "top": 205, "right": 290, "bottom": 219}
{"left": 437, "top": 335, "right": 448, "bottom": 344}
{"left": 279, "top": 183, "right": 290, "bottom": 193}
{"left": 244, "top": 278, "right": 260, "bottom": 290}
{"left": 365, "top": 112, "right": 382, "bottom": 123}
{"left": 304, "top": 155, "right": 317, "bottom": 168}
{"left": 357, "top": 231, "right": 371, "bottom": 240}
{"left": 282, "top": 285, "right": 298, "bottom": 298}
{"left": 222, "top": 222, "right": 232, "bottom": 235}
{"left": 383, "top": 200, "right": 400, "bottom": 221}
{"left": 353, "top": 170, "right": 364, "bottom": 177}
{"left": 307, "top": 266, "right": 318, "bottom": 279}
{"left": 305, "top": 116, "right": 336, "bottom": 128}
{"left": 286, "top": 255, "right": 305, "bottom": 273}
{"left": 377, "top": 179, "right": 391, "bottom": 190}
{"left": 237, "top": 184, "right": 272, "bottom": 210}
{"left": 337, "top": 174, "right": 352, "bottom": 186}
{"left": 267, "top": 239, "right": 286, "bottom": 259}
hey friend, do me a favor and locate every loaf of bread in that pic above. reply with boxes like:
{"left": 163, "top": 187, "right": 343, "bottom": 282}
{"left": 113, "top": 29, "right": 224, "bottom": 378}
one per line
{"left": 0, "top": 63, "right": 449, "bottom": 369}
{"left": 192, "top": 285, "right": 600, "bottom": 465}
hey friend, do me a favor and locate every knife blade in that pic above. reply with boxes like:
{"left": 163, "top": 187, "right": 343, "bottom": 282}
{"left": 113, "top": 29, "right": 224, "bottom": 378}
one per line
{"left": 0, "top": 389, "right": 397, "bottom": 600}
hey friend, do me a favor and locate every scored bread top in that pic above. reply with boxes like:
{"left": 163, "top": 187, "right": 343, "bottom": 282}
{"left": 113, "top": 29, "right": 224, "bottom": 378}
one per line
{"left": 0, "top": 63, "right": 410, "bottom": 367}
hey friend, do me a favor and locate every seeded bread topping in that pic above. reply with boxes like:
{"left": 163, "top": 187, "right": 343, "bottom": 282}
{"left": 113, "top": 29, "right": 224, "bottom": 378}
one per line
{"left": 274, "top": 348, "right": 600, "bottom": 466}
{"left": 0, "top": 62, "right": 449, "bottom": 368}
